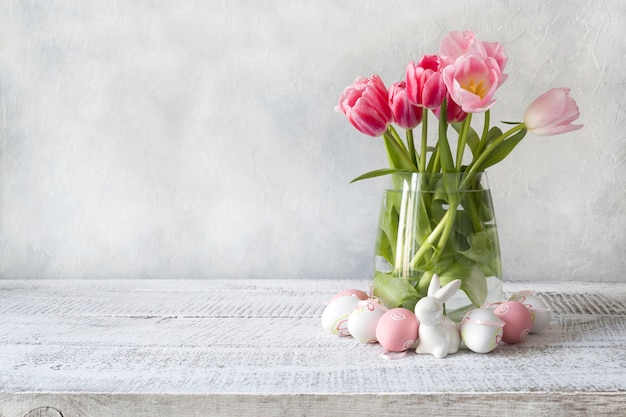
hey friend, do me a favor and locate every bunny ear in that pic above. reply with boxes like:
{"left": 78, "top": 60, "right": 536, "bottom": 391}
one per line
{"left": 427, "top": 275, "right": 441, "bottom": 297}
{"left": 434, "top": 279, "right": 462, "bottom": 302}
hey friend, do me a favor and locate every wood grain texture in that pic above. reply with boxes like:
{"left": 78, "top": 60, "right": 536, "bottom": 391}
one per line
{"left": 22, "top": 407, "right": 63, "bottom": 417}
{"left": 1, "top": 392, "right": 624, "bottom": 417}
{"left": 0, "top": 279, "right": 625, "bottom": 417}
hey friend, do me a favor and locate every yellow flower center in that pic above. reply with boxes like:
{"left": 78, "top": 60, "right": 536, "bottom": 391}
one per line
{"left": 462, "top": 79, "right": 487, "bottom": 99}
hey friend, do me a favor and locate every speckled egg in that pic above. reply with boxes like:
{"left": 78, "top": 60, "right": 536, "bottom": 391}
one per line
{"left": 348, "top": 299, "right": 388, "bottom": 343}
{"left": 460, "top": 308, "right": 505, "bottom": 353}
{"left": 321, "top": 295, "right": 361, "bottom": 336}
{"left": 375, "top": 308, "right": 419, "bottom": 352}
{"left": 493, "top": 300, "right": 533, "bottom": 344}
{"left": 509, "top": 291, "right": 551, "bottom": 333}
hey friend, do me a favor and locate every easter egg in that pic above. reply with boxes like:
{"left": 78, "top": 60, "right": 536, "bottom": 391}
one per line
{"left": 460, "top": 308, "right": 505, "bottom": 353}
{"left": 348, "top": 299, "right": 388, "bottom": 343}
{"left": 509, "top": 291, "right": 551, "bottom": 333}
{"left": 321, "top": 295, "right": 361, "bottom": 336}
{"left": 493, "top": 301, "right": 533, "bottom": 344}
{"left": 375, "top": 308, "right": 419, "bottom": 352}
{"left": 329, "top": 289, "right": 369, "bottom": 303}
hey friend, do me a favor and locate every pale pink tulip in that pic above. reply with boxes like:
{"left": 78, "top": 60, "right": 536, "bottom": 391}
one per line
{"left": 337, "top": 75, "right": 392, "bottom": 137}
{"left": 481, "top": 41, "right": 507, "bottom": 75}
{"left": 406, "top": 56, "right": 446, "bottom": 109}
{"left": 388, "top": 81, "right": 423, "bottom": 129}
{"left": 442, "top": 55, "right": 502, "bottom": 113}
{"left": 524, "top": 88, "right": 583, "bottom": 136}
{"left": 439, "top": 30, "right": 478, "bottom": 67}
{"left": 440, "top": 31, "right": 508, "bottom": 87}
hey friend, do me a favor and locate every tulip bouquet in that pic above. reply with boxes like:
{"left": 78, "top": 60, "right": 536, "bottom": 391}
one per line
{"left": 337, "top": 30, "right": 582, "bottom": 314}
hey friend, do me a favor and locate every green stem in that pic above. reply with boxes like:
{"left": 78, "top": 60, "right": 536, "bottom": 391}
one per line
{"left": 434, "top": 203, "right": 458, "bottom": 258}
{"left": 455, "top": 113, "right": 473, "bottom": 171}
{"left": 461, "top": 123, "right": 527, "bottom": 189}
{"left": 437, "top": 98, "right": 455, "bottom": 174}
{"left": 419, "top": 108, "right": 428, "bottom": 172}
{"left": 406, "top": 129, "right": 418, "bottom": 168}
{"left": 477, "top": 110, "right": 490, "bottom": 154}
{"left": 409, "top": 209, "right": 451, "bottom": 268}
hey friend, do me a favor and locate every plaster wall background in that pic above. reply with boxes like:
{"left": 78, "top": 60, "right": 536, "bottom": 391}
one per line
{"left": 0, "top": 0, "right": 624, "bottom": 281}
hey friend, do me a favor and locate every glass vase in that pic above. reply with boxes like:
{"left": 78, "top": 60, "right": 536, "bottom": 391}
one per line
{"left": 373, "top": 172, "right": 503, "bottom": 322}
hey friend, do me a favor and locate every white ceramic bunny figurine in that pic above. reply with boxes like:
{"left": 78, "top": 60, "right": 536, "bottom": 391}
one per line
{"left": 414, "top": 275, "right": 462, "bottom": 358}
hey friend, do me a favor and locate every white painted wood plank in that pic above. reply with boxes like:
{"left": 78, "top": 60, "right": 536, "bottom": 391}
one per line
{"left": 0, "top": 279, "right": 625, "bottom": 417}
{"left": 1, "top": 392, "right": 625, "bottom": 417}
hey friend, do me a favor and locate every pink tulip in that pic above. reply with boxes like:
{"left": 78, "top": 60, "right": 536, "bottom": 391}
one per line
{"left": 388, "top": 81, "right": 423, "bottom": 129}
{"left": 433, "top": 93, "right": 468, "bottom": 123}
{"left": 439, "top": 30, "right": 478, "bottom": 67}
{"left": 440, "top": 31, "right": 508, "bottom": 87}
{"left": 416, "top": 54, "right": 440, "bottom": 72}
{"left": 481, "top": 41, "right": 507, "bottom": 76}
{"left": 442, "top": 55, "right": 502, "bottom": 113}
{"left": 337, "top": 75, "right": 392, "bottom": 137}
{"left": 406, "top": 56, "right": 446, "bottom": 109}
{"left": 524, "top": 88, "right": 583, "bottom": 136}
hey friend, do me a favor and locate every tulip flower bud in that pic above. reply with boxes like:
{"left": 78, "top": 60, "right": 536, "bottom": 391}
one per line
{"left": 337, "top": 75, "right": 392, "bottom": 137}
{"left": 524, "top": 88, "right": 583, "bottom": 136}
{"left": 406, "top": 57, "right": 446, "bottom": 109}
{"left": 388, "top": 81, "right": 423, "bottom": 129}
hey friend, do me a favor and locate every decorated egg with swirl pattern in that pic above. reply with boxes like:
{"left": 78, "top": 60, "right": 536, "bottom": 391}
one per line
{"left": 508, "top": 291, "right": 551, "bottom": 333}
{"left": 460, "top": 308, "right": 505, "bottom": 353}
{"left": 493, "top": 301, "right": 533, "bottom": 344}
{"left": 348, "top": 299, "right": 388, "bottom": 343}
{"left": 375, "top": 308, "right": 419, "bottom": 352}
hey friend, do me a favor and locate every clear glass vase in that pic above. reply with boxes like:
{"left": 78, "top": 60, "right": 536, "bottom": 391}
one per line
{"left": 373, "top": 172, "right": 503, "bottom": 322}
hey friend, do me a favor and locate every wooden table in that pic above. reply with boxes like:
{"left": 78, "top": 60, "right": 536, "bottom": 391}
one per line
{"left": 0, "top": 279, "right": 624, "bottom": 417}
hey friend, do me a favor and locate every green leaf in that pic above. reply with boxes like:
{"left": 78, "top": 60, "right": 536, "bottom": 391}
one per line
{"left": 350, "top": 168, "right": 414, "bottom": 183}
{"left": 451, "top": 209, "right": 474, "bottom": 248}
{"left": 432, "top": 175, "right": 449, "bottom": 203}
{"left": 384, "top": 133, "right": 418, "bottom": 171}
{"left": 460, "top": 229, "right": 496, "bottom": 264}
{"left": 485, "top": 126, "right": 503, "bottom": 146}
{"left": 437, "top": 132, "right": 455, "bottom": 173}
{"left": 439, "top": 262, "right": 487, "bottom": 308}
{"left": 459, "top": 227, "right": 501, "bottom": 278}
{"left": 436, "top": 99, "right": 456, "bottom": 173}
{"left": 373, "top": 271, "right": 420, "bottom": 310}
{"left": 476, "top": 127, "right": 527, "bottom": 172}
{"left": 416, "top": 192, "right": 433, "bottom": 244}
{"left": 377, "top": 196, "right": 401, "bottom": 264}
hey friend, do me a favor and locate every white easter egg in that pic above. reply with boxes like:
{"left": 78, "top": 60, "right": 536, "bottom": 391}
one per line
{"left": 321, "top": 295, "right": 361, "bottom": 336}
{"left": 347, "top": 299, "right": 388, "bottom": 343}
{"left": 460, "top": 308, "right": 505, "bottom": 353}
{"left": 509, "top": 291, "right": 551, "bottom": 333}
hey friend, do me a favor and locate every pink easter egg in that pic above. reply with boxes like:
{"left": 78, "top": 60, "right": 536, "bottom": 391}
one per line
{"left": 329, "top": 289, "right": 369, "bottom": 303}
{"left": 493, "top": 301, "right": 533, "bottom": 344}
{"left": 508, "top": 291, "right": 551, "bottom": 333}
{"left": 375, "top": 308, "right": 419, "bottom": 352}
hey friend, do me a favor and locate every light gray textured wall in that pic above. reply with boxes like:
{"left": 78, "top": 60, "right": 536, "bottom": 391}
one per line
{"left": 0, "top": 0, "right": 624, "bottom": 281}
